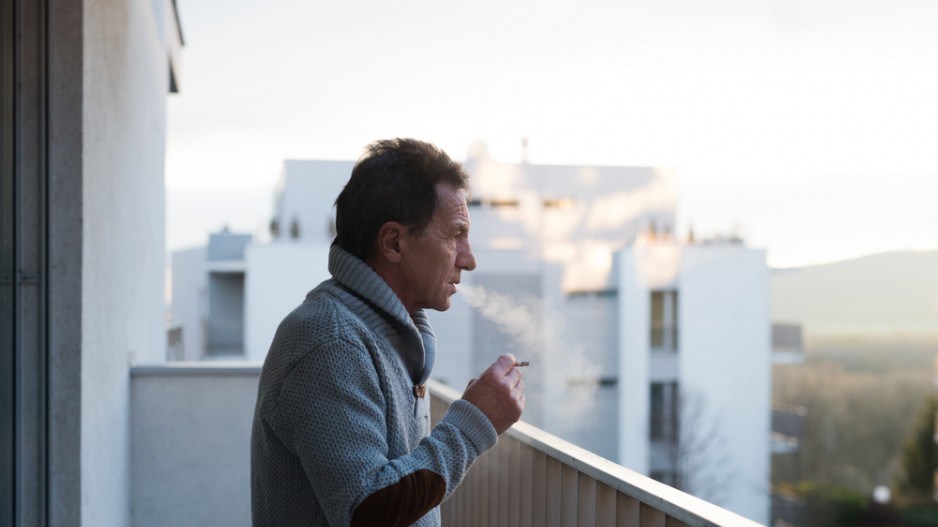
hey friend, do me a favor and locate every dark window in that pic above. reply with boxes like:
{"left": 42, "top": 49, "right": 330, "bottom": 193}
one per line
{"left": 650, "top": 290, "right": 678, "bottom": 352}
{"left": 650, "top": 382, "right": 679, "bottom": 443}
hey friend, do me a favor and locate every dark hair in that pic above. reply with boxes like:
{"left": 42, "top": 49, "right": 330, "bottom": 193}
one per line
{"left": 334, "top": 138, "right": 470, "bottom": 260}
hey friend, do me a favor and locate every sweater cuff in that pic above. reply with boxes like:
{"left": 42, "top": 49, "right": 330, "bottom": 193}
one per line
{"left": 440, "top": 399, "right": 498, "bottom": 455}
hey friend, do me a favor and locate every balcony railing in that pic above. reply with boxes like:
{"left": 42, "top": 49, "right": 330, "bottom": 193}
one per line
{"left": 129, "top": 365, "right": 764, "bottom": 527}
{"left": 429, "top": 380, "right": 764, "bottom": 527}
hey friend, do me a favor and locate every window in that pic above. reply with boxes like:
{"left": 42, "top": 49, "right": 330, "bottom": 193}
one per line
{"left": 650, "top": 382, "right": 679, "bottom": 443}
{"left": 650, "top": 290, "right": 678, "bottom": 352}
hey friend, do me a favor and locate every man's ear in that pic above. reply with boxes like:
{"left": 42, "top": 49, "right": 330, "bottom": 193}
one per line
{"left": 375, "top": 221, "right": 406, "bottom": 264}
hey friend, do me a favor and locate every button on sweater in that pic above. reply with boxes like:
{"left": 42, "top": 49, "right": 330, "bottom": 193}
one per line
{"left": 251, "top": 245, "right": 497, "bottom": 527}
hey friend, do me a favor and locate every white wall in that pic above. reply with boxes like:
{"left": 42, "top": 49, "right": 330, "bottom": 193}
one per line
{"left": 170, "top": 248, "right": 206, "bottom": 360}
{"left": 543, "top": 288, "right": 619, "bottom": 460}
{"left": 244, "top": 242, "right": 331, "bottom": 361}
{"left": 131, "top": 365, "right": 259, "bottom": 527}
{"left": 679, "top": 245, "right": 770, "bottom": 524}
{"left": 273, "top": 160, "right": 352, "bottom": 242}
{"left": 616, "top": 249, "right": 654, "bottom": 473}
{"left": 464, "top": 153, "right": 677, "bottom": 248}
{"left": 616, "top": 242, "right": 770, "bottom": 525}
{"left": 81, "top": 0, "right": 178, "bottom": 524}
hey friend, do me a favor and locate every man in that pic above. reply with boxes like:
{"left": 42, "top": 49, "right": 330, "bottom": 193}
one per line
{"left": 251, "top": 138, "right": 526, "bottom": 527}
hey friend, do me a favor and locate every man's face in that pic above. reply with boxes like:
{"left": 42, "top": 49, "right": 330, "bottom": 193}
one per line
{"left": 398, "top": 184, "right": 477, "bottom": 313}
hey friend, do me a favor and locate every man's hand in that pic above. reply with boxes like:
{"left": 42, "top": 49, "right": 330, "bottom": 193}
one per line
{"left": 461, "top": 353, "right": 526, "bottom": 434}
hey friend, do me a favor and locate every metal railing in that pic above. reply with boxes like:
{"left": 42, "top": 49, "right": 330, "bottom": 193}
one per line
{"left": 429, "top": 380, "right": 764, "bottom": 527}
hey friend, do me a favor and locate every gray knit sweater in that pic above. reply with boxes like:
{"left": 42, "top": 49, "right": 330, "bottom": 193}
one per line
{"left": 251, "top": 245, "right": 497, "bottom": 527}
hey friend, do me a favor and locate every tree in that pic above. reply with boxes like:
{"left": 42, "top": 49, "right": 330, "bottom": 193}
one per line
{"left": 897, "top": 393, "right": 938, "bottom": 500}
{"left": 667, "top": 389, "right": 733, "bottom": 504}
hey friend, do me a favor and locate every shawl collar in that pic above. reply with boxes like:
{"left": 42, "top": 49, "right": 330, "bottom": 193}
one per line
{"left": 327, "top": 245, "right": 436, "bottom": 384}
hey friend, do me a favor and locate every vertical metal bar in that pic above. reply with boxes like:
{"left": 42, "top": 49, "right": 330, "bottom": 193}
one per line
{"left": 616, "top": 493, "right": 640, "bottom": 525}
{"left": 595, "top": 483, "right": 616, "bottom": 526}
{"left": 577, "top": 472, "right": 596, "bottom": 526}
{"left": 519, "top": 442, "right": 533, "bottom": 527}
{"left": 0, "top": 1, "right": 16, "bottom": 524}
{"left": 640, "top": 503, "right": 667, "bottom": 527}
{"left": 545, "top": 456, "right": 562, "bottom": 527}
{"left": 666, "top": 516, "right": 690, "bottom": 527}
{"left": 560, "top": 464, "right": 578, "bottom": 527}
{"left": 509, "top": 434, "right": 521, "bottom": 527}
{"left": 8, "top": 0, "right": 49, "bottom": 525}
{"left": 497, "top": 437, "right": 508, "bottom": 525}
{"left": 531, "top": 448, "right": 547, "bottom": 527}
{"left": 484, "top": 446, "right": 496, "bottom": 527}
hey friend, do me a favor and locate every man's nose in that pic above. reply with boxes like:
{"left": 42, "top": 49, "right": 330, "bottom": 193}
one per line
{"left": 458, "top": 241, "right": 476, "bottom": 271}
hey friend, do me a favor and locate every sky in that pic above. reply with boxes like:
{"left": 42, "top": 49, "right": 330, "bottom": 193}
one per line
{"left": 166, "top": 0, "right": 938, "bottom": 268}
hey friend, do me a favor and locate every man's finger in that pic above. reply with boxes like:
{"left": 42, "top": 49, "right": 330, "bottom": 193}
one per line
{"left": 513, "top": 379, "right": 525, "bottom": 396}
{"left": 510, "top": 372, "right": 523, "bottom": 388}
{"left": 492, "top": 353, "right": 516, "bottom": 374}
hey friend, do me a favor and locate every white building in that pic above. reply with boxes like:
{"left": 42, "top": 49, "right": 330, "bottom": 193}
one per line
{"left": 169, "top": 146, "right": 771, "bottom": 524}
{"left": 616, "top": 240, "right": 771, "bottom": 521}
{"left": 168, "top": 160, "right": 349, "bottom": 362}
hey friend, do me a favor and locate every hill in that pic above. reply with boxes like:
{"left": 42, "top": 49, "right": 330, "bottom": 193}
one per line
{"left": 771, "top": 250, "right": 938, "bottom": 338}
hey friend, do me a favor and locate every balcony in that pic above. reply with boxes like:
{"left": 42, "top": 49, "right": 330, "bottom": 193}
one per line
{"left": 130, "top": 364, "right": 763, "bottom": 527}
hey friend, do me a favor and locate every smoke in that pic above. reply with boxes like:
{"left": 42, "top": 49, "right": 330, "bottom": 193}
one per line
{"left": 459, "top": 284, "right": 604, "bottom": 429}
{"left": 459, "top": 283, "right": 551, "bottom": 356}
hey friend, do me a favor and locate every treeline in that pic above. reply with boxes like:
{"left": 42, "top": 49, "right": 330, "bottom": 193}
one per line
{"left": 773, "top": 334, "right": 938, "bottom": 526}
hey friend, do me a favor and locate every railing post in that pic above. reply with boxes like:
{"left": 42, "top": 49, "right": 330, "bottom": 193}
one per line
{"left": 596, "top": 483, "right": 617, "bottom": 525}
{"left": 578, "top": 472, "right": 596, "bottom": 526}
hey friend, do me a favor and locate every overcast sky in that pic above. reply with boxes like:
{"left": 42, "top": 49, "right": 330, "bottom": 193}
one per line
{"left": 167, "top": 0, "right": 938, "bottom": 268}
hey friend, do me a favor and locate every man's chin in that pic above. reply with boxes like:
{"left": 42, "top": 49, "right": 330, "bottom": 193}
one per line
{"left": 431, "top": 296, "right": 453, "bottom": 312}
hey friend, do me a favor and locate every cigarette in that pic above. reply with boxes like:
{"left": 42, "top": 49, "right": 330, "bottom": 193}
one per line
{"left": 513, "top": 361, "right": 530, "bottom": 367}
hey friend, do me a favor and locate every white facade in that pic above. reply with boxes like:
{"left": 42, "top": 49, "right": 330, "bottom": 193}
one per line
{"left": 244, "top": 242, "right": 331, "bottom": 361}
{"left": 270, "top": 159, "right": 353, "bottom": 243}
{"left": 169, "top": 247, "right": 206, "bottom": 361}
{"left": 617, "top": 241, "right": 771, "bottom": 522}
{"left": 81, "top": 2, "right": 182, "bottom": 525}
{"left": 169, "top": 161, "right": 350, "bottom": 360}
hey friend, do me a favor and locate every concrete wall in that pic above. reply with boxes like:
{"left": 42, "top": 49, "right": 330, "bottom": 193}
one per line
{"left": 549, "top": 291, "right": 619, "bottom": 460}
{"left": 272, "top": 160, "right": 352, "bottom": 242}
{"left": 80, "top": 0, "right": 177, "bottom": 524}
{"left": 616, "top": 251, "right": 652, "bottom": 474}
{"left": 170, "top": 248, "right": 207, "bottom": 360}
{"left": 47, "top": 0, "right": 85, "bottom": 522}
{"left": 130, "top": 365, "right": 259, "bottom": 527}
{"left": 616, "top": 243, "right": 770, "bottom": 525}
{"left": 680, "top": 245, "right": 770, "bottom": 524}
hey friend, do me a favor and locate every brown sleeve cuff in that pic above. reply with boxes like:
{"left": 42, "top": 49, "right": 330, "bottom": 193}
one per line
{"left": 350, "top": 469, "right": 446, "bottom": 527}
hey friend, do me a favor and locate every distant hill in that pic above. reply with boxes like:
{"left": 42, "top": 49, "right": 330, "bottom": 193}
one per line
{"left": 771, "top": 250, "right": 938, "bottom": 338}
